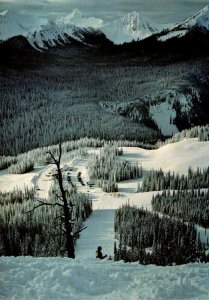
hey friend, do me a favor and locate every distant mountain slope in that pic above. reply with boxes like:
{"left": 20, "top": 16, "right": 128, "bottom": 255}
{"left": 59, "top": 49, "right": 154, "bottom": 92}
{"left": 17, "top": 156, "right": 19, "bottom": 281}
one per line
{"left": 1, "top": 6, "right": 209, "bottom": 51}
{"left": 0, "top": 10, "right": 104, "bottom": 50}
{"left": 176, "top": 5, "right": 209, "bottom": 30}
{"left": 27, "top": 21, "right": 83, "bottom": 50}
{"left": 0, "top": 10, "right": 48, "bottom": 41}
{"left": 159, "top": 5, "right": 209, "bottom": 41}
{"left": 100, "top": 11, "right": 170, "bottom": 45}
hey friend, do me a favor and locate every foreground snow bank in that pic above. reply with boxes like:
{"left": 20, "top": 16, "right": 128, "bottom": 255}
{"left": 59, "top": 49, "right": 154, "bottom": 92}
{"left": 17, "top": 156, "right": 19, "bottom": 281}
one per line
{"left": 1, "top": 256, "right": 209, "bottom": 300}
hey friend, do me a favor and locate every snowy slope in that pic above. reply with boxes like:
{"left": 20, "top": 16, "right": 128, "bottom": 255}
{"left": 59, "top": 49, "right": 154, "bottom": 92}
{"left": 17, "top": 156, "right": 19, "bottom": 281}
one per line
{"left": 159, "top": 5, "right": 209, "bottom": 41}
{"left": 1, "top": 6, "right": 209, "bottom": 49}
{"left": 0, "top": 10, "right": 100, "bottom": 50}
{"left": 27, "top": 21, "right": 81, "bottom": 50}
{"left": 1, "top": 139, "right": 209, "bottom": 299}
{"left": 0, "top": 10, "right": 48, "bottom": 42}
{"left": 1, "top": 256, "right": 209, "bottom": 300}
{"left": 0, "top": 139, "right": 208, "bottom": 193}
{"left": 100, "top": 11, "right": 169, "bottom": 45}
{"left": 149, "top": 101, "right": 178, "bottom": 136}
{"left": 176, "top": 5, "right": 209, "bottom": 30}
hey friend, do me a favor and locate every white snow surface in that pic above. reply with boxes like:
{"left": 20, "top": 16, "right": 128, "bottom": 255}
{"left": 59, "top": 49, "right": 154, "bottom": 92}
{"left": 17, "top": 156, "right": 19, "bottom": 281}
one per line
{"left": 0, "top": 168, "right": 35, "bottom": 192}
{"left": 1, "top": 139, "right": 209, "bottom": 299}
{"left": 149, "top": 101, "right": 178, "bottom": 136}
{"left": 1, "top": 256, "right": 209, "bottom": 300}
{"left": 158, "top": 30, "right": 187, "bottom": 42}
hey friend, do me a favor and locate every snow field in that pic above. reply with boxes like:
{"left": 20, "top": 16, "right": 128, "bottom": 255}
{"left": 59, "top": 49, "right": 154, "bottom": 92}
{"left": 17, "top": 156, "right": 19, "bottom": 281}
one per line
{"left": 1, "top": 256, "right": 209, "bottom": 300}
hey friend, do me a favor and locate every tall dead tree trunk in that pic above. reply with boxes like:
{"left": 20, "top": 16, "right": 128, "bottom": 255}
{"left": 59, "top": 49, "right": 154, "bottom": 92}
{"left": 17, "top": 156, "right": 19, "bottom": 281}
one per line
{"left": 27, "top": 144, "right": 88, "bottom": 258}
{"left": 48, "top": 144, "right": 75, "bottom": 258}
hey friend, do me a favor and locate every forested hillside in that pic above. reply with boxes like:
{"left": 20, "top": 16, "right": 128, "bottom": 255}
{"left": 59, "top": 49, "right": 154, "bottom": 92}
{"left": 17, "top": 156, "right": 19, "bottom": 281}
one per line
{"left": 1, "top": 38, "right": 207, "bottom": 156}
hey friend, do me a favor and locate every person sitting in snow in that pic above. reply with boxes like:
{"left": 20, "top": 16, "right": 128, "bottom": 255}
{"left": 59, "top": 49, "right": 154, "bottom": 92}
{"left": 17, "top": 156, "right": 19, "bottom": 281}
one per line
{"left": 96, "top": 246, "right": 107, "bottom": 260}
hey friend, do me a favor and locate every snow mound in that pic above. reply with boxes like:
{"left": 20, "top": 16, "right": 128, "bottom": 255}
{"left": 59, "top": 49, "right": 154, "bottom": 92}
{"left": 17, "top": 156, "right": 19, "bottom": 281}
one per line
{"left": 1, "top": 256, "right": 209, "bottom": 300}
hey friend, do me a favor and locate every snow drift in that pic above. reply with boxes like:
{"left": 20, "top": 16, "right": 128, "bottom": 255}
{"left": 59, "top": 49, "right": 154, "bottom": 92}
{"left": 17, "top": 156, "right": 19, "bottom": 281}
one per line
{"left": 1, "top": 256, "right": 209, "bottom": 300}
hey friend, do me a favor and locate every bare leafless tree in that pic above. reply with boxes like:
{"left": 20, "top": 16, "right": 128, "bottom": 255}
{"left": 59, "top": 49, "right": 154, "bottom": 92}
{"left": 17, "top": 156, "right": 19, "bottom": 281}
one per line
{"left": 28, "top": 144, "right": 87, "bottom": 258}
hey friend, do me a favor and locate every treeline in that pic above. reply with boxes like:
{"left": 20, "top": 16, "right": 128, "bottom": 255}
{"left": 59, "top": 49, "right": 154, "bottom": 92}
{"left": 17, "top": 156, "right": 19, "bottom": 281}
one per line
{"left": 152, "top": 189, "right": 209, "bottom": 229}
{"left": 1, "top": 101, "right": 160, "bottom": 156}
{"left": 8, "top": 160, "right": 34, "bottom": 174}
{"left": 0, "top": 138, "right": 105, "bottom": 172}
{"left": 87, "top": 146, "right": 142, "bottom": 193}
{"left": 0, "top": 138, "right": 155, "bottom": 174}
{"left": 158, "top": 124, "right": 209, "bottom": 146}
{"left": 138, "top": 167, "right": 209, "bottom": 192}
{"left": 114, "top": 205, "right": 209, "bottom": 265}
{"left": 0, "top": 187, "right": 92, "bottom": 256}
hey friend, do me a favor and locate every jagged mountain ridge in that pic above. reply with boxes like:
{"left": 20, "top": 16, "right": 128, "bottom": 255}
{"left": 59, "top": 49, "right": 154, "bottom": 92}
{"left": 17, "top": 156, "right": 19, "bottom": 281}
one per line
{"left": 1, "top": 6, "right": 209, "bottom": 50}
{"left": 100, "top": 11, "right": 171, "bottom": 44}
{"left": 0, "top": 9, "right": 108, "bottom": 50}
{"left": 159, "top": 5, "right": 209, "bottom": 41}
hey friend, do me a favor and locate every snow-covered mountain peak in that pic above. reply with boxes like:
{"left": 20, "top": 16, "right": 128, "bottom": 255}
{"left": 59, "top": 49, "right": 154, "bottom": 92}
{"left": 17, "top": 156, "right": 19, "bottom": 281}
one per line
{"left": 2, "top": 6, "right": 209, "bottom": 49}
{"left": 27, "top": 20, "right": 80, "bottom": 50}
{"left": 100, "top": 11, "right": 168, "bottom": 45}
{"left": 194, "top": 5, "right": 209, "bottom": 29}
{"left": 174, "top": 5, "right": 209, "bottom": 30}
{"left": 56, "top": 9, "right": 103, "bottom": 29}
{"left": 0, "top": 9, "right": 95, "bottom": 50}
{"left": 158, "top": 5, "right": 209, "bottom": 42}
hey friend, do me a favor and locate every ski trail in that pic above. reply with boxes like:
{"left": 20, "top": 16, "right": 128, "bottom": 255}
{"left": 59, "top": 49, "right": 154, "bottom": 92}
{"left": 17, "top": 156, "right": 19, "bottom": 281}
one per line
{"left": 69, "top": 156, "right": 115, "bottom": 259}
{"left": 76, "top": 178, "right": 140, "bottom": 259}
{"left": 76, "top": 209, "right": 115, "bottom": 259}
{"left": 35, "top": 165, "right": 54, "bottom": 200}
{"left": 28, "top": 151, "right": 152, "bottom": 260}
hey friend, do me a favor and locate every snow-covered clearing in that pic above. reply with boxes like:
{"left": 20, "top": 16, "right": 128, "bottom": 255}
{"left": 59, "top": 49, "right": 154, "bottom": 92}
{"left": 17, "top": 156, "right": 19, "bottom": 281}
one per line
{"left": 1, "top": 138, "right": 209, "bottom": 299}
{"left": 0, "top": 168, "right": 35, "bottom": 192}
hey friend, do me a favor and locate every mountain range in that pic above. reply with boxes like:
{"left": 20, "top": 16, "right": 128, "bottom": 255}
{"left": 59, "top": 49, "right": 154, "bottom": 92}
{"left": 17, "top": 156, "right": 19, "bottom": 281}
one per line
{"left": 1, "top": 6, "right": 209, "bottom": 51}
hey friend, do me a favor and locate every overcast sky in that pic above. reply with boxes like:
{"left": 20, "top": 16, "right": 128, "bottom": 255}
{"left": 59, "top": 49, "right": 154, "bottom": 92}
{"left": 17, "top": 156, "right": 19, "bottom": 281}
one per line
{"left": 0, "top": 0, "right": 208, "bottom": 23}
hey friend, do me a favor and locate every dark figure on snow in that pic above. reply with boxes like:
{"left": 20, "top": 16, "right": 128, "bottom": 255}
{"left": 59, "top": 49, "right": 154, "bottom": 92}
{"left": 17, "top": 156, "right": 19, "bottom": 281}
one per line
{"left": 96, "top": 246, "right": 107, "bottom": 259}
